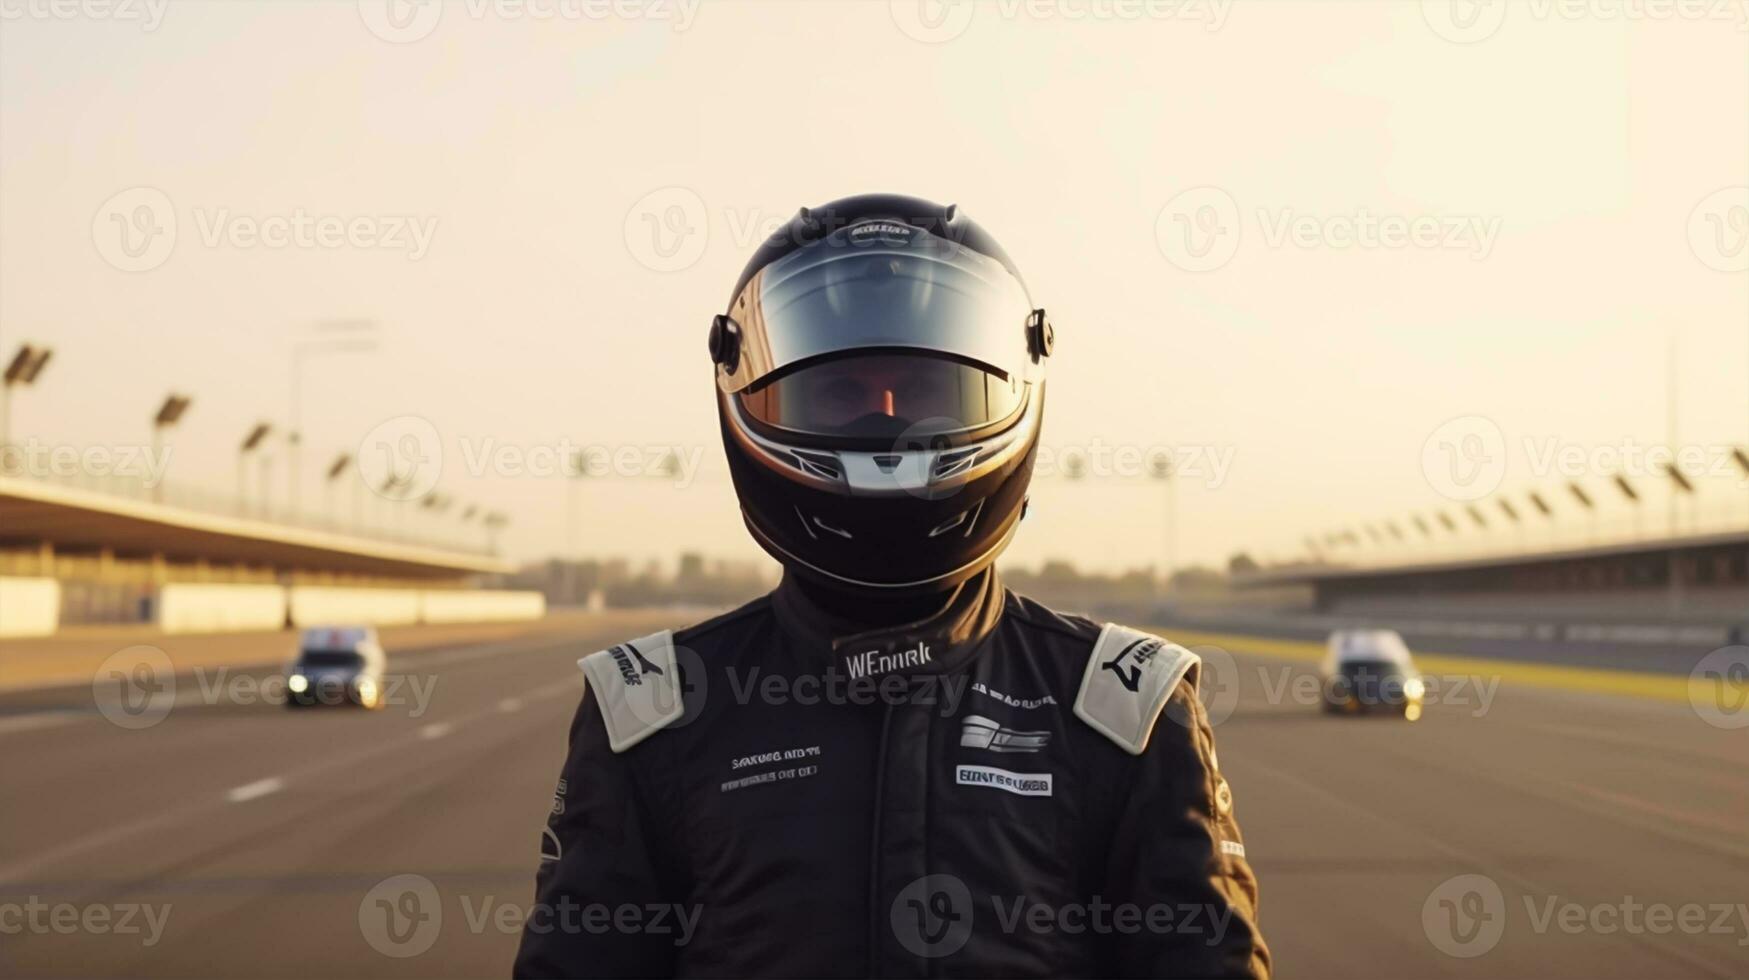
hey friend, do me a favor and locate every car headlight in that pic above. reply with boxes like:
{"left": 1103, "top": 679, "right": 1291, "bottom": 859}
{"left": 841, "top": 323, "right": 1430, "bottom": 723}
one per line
{"left": 1403, "top": 677, "right": 1425, "bottom": 699}
{"left": 287, "top": 674, "right": 309, "bottom": 693}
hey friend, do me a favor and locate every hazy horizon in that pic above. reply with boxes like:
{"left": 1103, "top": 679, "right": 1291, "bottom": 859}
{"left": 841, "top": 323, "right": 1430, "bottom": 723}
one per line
{"left": 3, "top": 1, "right": 1745, "bottom": 573}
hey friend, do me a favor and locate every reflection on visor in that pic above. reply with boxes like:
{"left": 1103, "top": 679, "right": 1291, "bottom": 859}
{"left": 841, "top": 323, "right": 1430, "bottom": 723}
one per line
{"left": 739, "top": 354, "right": 1023, "bottom": 440}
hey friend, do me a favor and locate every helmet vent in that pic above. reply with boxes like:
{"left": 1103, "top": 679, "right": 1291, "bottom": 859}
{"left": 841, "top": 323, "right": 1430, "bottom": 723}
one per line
{"left": 873, "top": 454, "right": 902, "bottom": 472}
{"left": 812, "top": 515, "right": 853, "bottom": 539}
{"left": 933, "top": 448, "right": 980, "bottom": 480}
{"left": 929, "top": 500, "right": 984, "bottom": 539}
{"left": 789, "top": 450, "right": 843, "bottom": 481}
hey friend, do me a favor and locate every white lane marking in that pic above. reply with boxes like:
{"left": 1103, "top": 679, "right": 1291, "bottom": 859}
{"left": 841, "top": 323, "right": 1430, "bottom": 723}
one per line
{"left": 0, "top": 645, "right": 593, "bottom": 884}
{"left": 498, "top": 698, "right": 523, "bottom": 713}
{"left": 0, "top": 712, "right": 78, "bottom": 736}
{"left": 419, "top": 722, "right": 452, "bottom": 740}
{"left": 226, "top": 777, "right": 284, "bottom": 803}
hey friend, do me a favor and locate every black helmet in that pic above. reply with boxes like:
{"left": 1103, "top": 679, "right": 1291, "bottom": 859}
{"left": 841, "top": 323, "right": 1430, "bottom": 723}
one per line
{"left": 710, "top": 193, "right": 1054, "bottom": 593}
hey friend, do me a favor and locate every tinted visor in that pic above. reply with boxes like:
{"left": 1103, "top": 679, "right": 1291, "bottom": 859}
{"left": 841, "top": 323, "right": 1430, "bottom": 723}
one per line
{"left": 740, "top": 353, "right": 1023, "bottom": 440}
{"left": 718, "top": 221, "right": 1036, "bottom": 394}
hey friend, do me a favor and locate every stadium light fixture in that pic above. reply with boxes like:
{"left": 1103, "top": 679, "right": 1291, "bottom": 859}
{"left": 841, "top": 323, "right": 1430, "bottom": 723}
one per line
{"left": 4, "top": 344, "right": 53, "bottom": 385}
{"left": 240, "top": 422, "right": 273, "bottom": 453}
{"left": 148, "top": 394, "right": 192, "bottom": 502}
{"left": 1529, "top": 491, "right": 1553, "bottom": 519}
{"left": 1, "top": 343, "right": 55, "bottom": 446}
{"left": 1569, "top": 482, "right": 1593, "bottom": 509}
{"left": 1664, "top": 461, "right": 1695, "bottom": 495}
{"left": 153, "top": 394, "right": 193, "bottom": 428}
{"left": 237, "top": 421, "right": 275, "bottom": 515}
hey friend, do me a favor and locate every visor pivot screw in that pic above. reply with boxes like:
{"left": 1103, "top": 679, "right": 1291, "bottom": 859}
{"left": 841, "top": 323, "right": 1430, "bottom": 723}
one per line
{"left": 1027, "top": 309, "right": 1054, "bottom": 360}
{"left": 708, "top": 314, "right": 742, "bottom": 374}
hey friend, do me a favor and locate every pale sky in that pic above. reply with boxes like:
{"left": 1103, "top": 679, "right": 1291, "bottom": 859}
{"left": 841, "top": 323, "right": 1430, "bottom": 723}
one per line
{"left": 2, "top": 1, "right": 1746, "bottom": 573}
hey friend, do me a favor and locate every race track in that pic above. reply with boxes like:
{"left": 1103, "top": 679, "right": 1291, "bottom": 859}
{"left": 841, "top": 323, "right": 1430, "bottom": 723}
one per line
{"left": 1, "top": 612, "right": 1743, "bottom": 978}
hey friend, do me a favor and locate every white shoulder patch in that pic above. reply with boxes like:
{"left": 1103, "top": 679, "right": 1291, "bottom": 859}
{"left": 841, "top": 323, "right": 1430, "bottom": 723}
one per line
{"left": 578, "top": 630, "right": 683, "bottom": 753}
{"left": 1073, "top": 624, "right": 1200, "bottom": 755}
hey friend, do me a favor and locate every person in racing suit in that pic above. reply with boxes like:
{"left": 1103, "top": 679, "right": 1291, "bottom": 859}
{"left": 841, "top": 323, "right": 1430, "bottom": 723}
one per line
{"left": 514, "top": 194, "right": 1269, "bottom": 978}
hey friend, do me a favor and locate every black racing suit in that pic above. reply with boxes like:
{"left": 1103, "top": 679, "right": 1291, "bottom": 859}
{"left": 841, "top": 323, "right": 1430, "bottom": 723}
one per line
{"left": 514, "top": 569, "right": 1269, "bottom": 978}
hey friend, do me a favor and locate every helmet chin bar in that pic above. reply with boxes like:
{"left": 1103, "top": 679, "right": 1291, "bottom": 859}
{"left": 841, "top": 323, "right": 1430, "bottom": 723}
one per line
{"left": 718, "top": 400, "right": 1041, "bottom": 596}
{"left": 741, "top": 499, "right": 1026, "bottom": 594}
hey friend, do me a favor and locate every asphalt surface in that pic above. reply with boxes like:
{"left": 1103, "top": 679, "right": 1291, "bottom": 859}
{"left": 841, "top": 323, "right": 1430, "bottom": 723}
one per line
{"left": 1, "top": 611, "right": 1745, "bottom": 979}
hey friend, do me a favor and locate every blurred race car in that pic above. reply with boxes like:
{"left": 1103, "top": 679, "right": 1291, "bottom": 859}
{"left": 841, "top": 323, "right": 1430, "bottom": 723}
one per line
{"left": 285, "top": 626, "right": 385, "bottom": 709}
{"left": 1320, "top": 629, "right": 1424, "bottom": 720}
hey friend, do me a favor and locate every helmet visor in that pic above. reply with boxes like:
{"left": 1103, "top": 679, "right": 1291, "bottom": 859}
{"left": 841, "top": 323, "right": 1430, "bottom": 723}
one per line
{"left": 739, "top": 353, "right": 1024, "bottom": 441}
{"left": 718, "top": 221, "right": 1036, "bottom": 394}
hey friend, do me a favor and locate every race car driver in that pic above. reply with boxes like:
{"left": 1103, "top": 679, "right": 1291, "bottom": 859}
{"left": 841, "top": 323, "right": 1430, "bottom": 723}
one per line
{"left": 514, "top": 194, "right": 1270, "bottom": 978}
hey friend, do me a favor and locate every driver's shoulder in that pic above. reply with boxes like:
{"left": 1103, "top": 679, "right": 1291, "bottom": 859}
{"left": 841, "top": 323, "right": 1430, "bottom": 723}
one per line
{"left": 1001, "top": 591, "right": 1200, "bottom": 756}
